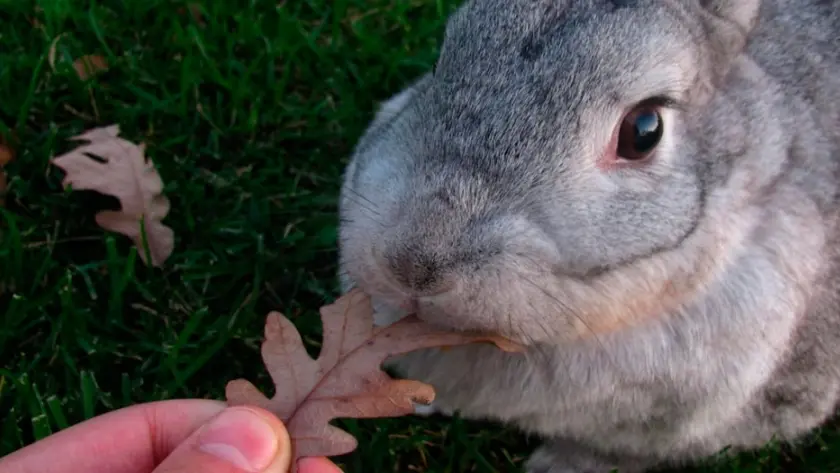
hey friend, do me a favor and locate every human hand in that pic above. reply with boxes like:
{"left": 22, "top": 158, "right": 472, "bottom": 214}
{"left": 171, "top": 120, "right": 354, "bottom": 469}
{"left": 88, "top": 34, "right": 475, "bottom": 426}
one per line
{"left": 0, "top": 399, "right": 343, "bottom": 473}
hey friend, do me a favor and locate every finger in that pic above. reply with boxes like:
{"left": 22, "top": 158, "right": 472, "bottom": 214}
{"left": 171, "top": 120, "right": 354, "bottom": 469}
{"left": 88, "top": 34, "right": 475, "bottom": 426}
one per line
{"left": 297, "top": 457, "right": 344, "bottom": 473}
{"left": 152, "top": 405, "right": 290, "bottom": 473}
{"left": 0, "top": 399, "right": 226, "bottom": 473}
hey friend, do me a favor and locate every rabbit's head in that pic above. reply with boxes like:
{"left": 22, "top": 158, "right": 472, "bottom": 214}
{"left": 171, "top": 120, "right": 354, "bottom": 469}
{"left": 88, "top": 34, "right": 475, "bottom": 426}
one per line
{"left": 338, "top": 0, "right": 779, "bottom": 345}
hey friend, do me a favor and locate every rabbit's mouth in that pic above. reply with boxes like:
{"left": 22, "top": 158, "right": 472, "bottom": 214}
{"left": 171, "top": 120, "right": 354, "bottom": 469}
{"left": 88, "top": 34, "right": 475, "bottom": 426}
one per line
{"left": 366, "top": 286, "right": 460, "bottom": 333}
{"left": 342, "top": 242, "right": 480, "bottom": 331}
{"left": 339, "top": 234, "right": 573, "bottom": 345}
{"left": 355, "top": 272, "right": 552, "bottom": 346}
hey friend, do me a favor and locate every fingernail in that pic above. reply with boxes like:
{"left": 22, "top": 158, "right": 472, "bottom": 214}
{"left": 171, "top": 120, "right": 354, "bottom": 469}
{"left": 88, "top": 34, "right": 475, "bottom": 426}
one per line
{"left": 197, "top": 407, "right": 279, "bottom": 472}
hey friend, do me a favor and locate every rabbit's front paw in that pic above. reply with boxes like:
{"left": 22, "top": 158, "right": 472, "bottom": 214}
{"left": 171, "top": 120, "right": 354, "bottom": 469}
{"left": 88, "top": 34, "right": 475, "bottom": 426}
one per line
{"left": 526, "top": 440, "right": 648, "bottom": 473}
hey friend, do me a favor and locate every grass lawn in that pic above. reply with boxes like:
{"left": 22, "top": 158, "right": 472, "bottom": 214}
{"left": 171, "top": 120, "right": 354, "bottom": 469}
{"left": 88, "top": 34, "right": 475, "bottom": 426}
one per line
{"left": 1, "top": 1, "right": 840, "bottom": 472}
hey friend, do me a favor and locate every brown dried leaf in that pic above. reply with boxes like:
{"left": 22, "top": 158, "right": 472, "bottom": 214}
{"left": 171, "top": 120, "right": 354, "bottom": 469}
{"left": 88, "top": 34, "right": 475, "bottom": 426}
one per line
{"left": 177, "top": 3, "right": 205, "bottom": 25}
{"left": 0, "top": 144, "right": 13, "bottom": 167}
{"left": 50, "top": 125, "right": 174, "bottom": 267}
{"left": 0, "top": 142, "right": 13, "bottom": 208}
{"left": 226, "top": 289, "right": 522, "bottom": 471}
{"left": 72, "top": 54, "right": 109, "bottom": 81}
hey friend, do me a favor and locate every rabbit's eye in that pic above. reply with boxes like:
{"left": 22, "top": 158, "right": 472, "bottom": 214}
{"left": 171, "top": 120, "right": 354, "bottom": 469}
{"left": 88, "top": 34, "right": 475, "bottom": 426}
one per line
{"left": 617, "top": 106, "right": 663, "bottom": 160}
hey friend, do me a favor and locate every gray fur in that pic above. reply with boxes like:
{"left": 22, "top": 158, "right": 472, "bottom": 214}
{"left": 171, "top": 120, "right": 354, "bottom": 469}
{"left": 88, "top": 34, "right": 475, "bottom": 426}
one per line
{"left": 337, "top": 0, "right": 840, "bottom": 471}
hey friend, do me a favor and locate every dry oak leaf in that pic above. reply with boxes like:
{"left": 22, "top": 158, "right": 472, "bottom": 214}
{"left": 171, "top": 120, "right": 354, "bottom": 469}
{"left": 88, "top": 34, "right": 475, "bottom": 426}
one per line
{"left": 177, "top": 3, "right": 206, "bottom": 25}
{"left": 0, "top": 143, "right": 12, "bottom": 207}
{"left": 226, "top": 288, "right": 522, "bottom": 471}
{"left": 73, "top": 54, "right": 109, "bottom": 81}
{"left": 0, "top": 143, "right": 12, "bottom": 167}
{"left": 46, "top": 34, "right": 108, "bottom": 80}
{"left": 51, "top": 125, "right": 174, "bottom": 267}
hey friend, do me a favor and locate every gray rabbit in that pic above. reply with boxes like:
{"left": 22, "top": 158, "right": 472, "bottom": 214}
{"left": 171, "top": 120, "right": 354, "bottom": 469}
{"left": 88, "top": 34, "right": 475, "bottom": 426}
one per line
{"left": 336, "top": 0, "right": 840, "bottom": 472}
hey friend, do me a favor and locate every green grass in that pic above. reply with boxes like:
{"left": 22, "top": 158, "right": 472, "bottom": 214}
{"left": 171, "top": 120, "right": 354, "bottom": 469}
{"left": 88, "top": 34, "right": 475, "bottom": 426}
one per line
{"left": 0, "top": 1, "right": 839, "bottom": 472}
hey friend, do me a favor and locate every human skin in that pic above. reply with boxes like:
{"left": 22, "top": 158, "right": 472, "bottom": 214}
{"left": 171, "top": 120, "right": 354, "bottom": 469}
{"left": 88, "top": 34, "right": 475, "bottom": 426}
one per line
{"left": 0, "top": 399, "right": 342, "bottom": 473}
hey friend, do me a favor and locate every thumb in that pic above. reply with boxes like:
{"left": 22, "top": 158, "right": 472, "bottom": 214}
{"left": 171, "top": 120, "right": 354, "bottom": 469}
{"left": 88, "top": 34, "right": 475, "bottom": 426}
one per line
{"left": 152, "top": 405, "right": 292, "bottom": 473}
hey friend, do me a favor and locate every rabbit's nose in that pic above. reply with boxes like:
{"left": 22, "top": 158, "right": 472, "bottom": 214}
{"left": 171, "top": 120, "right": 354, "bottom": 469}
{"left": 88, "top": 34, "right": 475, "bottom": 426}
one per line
{"left": 378, "top": 244, "right": 454, "bottom": 296}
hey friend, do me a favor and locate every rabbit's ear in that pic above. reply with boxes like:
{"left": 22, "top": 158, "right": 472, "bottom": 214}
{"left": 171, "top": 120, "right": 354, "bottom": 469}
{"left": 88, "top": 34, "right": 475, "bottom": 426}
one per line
{"left": 695, "top": 0, "right": 762, "bottom": 90}
{"left": 698, "top": 0, "right": 762, "bottom": 59}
